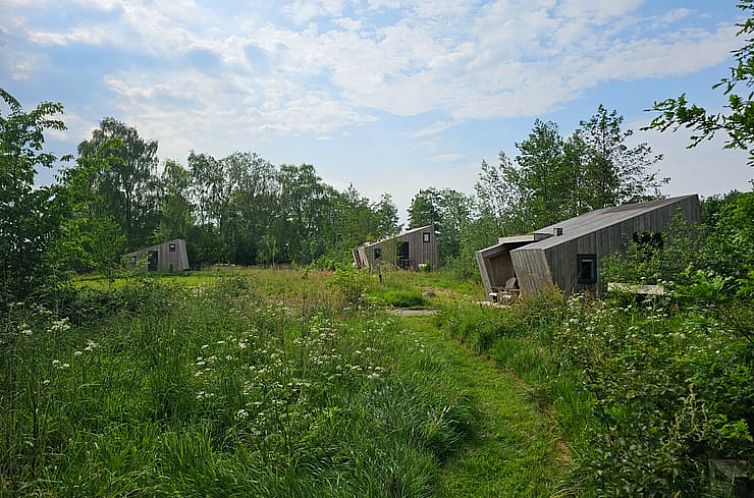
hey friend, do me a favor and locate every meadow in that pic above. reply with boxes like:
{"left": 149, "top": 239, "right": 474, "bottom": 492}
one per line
{"left": 3, "top": 265, "right": 753, "bottom": 497}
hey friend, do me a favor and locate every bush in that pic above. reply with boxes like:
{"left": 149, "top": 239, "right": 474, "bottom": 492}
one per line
{"left": 326, "top": 267, "right": 375, "bottom": 304}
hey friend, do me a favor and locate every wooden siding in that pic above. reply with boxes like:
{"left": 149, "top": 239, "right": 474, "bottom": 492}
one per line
{"left": 510, "top": 248, "right": 552, "bottom": 294}
{"left": 476, "top": 241, "right": 535, "bottom": 296}
{"left": 123, "top": 239, "right": 190, "bottom": 273}
{"left": 355, "top": 225, "right": 439, "bottom": 270}
{"left": 544, "top": 196, "right": 701, "bottom": 293}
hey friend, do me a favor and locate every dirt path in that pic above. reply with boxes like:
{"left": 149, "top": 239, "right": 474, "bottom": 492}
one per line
{"left": 397, "top": 316, "right": 569, "bottom": 497}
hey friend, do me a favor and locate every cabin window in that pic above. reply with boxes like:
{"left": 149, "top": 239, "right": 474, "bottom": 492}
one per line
{"left": 130, "top": 256, "right": 137, "bottom": 267}
{"left": 373, "top": 248, "right": 381, "bottom": 260}
{"left": 577, "top": 254, "right": 598, "bottom": 284}
{"left": 169, "top": 243, "right": 176, "bottom": 252}
{"left": 633, "top": 232, "right": 663, "bottom": 251}
{"left": 422, "top": 232, "right": 431, "bottom": 243}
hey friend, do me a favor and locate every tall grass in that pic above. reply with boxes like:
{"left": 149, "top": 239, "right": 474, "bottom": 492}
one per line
{"left": 1, "top": 278, "right": 474, "bottom": 497}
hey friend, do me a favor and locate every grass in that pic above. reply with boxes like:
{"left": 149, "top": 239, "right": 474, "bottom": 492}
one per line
{"left": 394, "top": 316, "right": 571, "bottom": 497}
{"left": 2, "top": 277, "right": 477, "bottom": 496}
{"left": 7, "top": 268, "right": 582, "bottom": 497}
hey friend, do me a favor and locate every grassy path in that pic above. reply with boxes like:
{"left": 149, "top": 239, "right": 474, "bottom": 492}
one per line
{"left": 397, "top": 316, "right": 569, "bottom": 498}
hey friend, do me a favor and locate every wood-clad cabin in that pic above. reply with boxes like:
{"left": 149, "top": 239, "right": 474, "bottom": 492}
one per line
{"left": 123, "top": 239, "right": 190, "bottom": 273}
{"left": 353, "top": 225, "right": 440, "bottom": 270}
{"left": 477, "top": 195, "right": 701, "bottom": 298}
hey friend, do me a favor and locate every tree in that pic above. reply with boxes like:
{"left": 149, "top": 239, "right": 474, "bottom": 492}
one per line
{"left": 495, "top": 120, "right": 574, "bottom": 231}
{"left": 407, "top": 188, "right": 442, "bottom": 229}
{"left": 78, "top": 118, "right": 159, "bottom": 250}
{"left": 374, "top": 193, "right": 400, "bottom": 238}
{"left": 56, "top": 149, "right": 126, "bottom": 276}
{"left": 0, "top": 88, "right": 68, "bottom": 304}
{"left": 647, "top": 1, "right": 754, "bottom": 167}
{"left": 153, "top": 160, "right": 194, "bottom": 243}
{"left": 575, "top": 105, "right": 666, "bottom": 210}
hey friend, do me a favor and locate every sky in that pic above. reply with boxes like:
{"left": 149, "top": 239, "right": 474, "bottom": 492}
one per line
{"left": 2, "top": 0, "right": 754, "bottom": 219}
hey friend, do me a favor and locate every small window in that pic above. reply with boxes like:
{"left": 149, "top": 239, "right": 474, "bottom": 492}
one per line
{"left": 169, "top": 243, "right": 176, "bottom": 252}
{"left": 373, "top": 247, "right": 381, "bottom": 260}
{"left": 633, "top": 232, "right": 663, "bottom": 250}
{"left": 130, "top": 256, "right": 137, "bottom": 268}
{"left": 577, "top": 254, "right": 598, "bottom": 284}
{"left": 422, "top": 232, "right": 431, "bottom": 243}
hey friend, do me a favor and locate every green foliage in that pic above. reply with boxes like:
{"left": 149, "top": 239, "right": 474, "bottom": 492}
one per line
{"left": 560, "top": 298, "right": 754, "bottom": 496}
{"left": 0, "top": 88, "right": 69, "bottom": 306}
{"left": 326, "top": 267, "right": 375, "bottom": 304}
{"left": 366, "top": 289, "right": 427, "bottom": 309}
{"left": 1, "top": 278, "right": 475, "bottom": 496}
{"left": 77, "top": 118, "right": 159, "bottom": 251}
{"left": 602, "top": 191, "right": 754, "bottom": 303}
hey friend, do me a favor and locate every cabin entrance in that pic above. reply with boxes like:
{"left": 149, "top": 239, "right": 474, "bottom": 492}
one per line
{"left": 477, "top": 238, "right": 539, "bottom": 300}
{"left": 397, "top": 241, "right": 410, "bottom": 269}
{"left": 147, "top": 250, "right": 158, "bottom": 272}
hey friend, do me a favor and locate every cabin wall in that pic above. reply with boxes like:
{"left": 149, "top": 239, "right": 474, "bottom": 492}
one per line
{"left": 510, "top": 248, "right": 553, "bottom": 294}
{"left": 545, "top": 197, "right": 701, "bottom": 293}
{"left": 124, "top": 239, "right": 190, "bottom": 273}
{"left": 358, "top": 226, "right": 439, "bottom": 270}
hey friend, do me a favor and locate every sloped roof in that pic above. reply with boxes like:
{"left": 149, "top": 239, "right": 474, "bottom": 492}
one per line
{"left": 515, "top": 195, "right": 697, "bottom": 251}
{"left": 359, "top": 224, "right": 434, "bottom": 249}
{"left": 123, "top": 238, "right": 185, "bottom": 257}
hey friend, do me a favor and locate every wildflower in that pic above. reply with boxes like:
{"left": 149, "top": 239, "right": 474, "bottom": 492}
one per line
{"left": 194, "top": 371, "right": 203, "bottom": 377}
{"left": 201, "top": 344, "right": 209, "bottom": 350}
{"left": 52, "top": 359, "right": 61, "bottom": 367}
{"left": 238, "top": 341, "right": 247, "bottom": 349}
{"left": 61, "top": 363, "right": 70, "bottom": 369}
{"left": 217, "top": 340, "right": 226, "bottom": 345}
{"left": 21, "top": 329, "right": 33, "bottom": 336}
{"left": 49, "top": 318, "right": 71, "bottom": 334}
{"left": 74, "top": 351, "right": 83, "bottom": 357}
{"left": 235, "top": 409, "right": 249, "bottom": 420}
{"left": 225, "top": 355, "right": 233, "bottom": 361}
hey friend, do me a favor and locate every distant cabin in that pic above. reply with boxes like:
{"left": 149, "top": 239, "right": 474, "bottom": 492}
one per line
{"left": 123, "top": 239, "right": 190, "bottom": 273}
{"left": 477, "top": 195, "right": 701, "bottom": 299}
{"left": 353, "top": 225, "right": 440, "bottom": 271}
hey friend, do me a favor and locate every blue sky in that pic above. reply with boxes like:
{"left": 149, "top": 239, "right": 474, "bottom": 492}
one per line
{"left": 2, "top": 0, "right": 753, "bottom": 218}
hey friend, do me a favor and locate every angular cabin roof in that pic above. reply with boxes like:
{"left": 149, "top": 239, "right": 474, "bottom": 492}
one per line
{"left": 358, "top": 224, "right": 435, "bottom": 249}
{"left": 123, "top": 238, "right": 186, "bottom": 257}
{"left": 515, "top": 195, "right": 698, "bottom": 251}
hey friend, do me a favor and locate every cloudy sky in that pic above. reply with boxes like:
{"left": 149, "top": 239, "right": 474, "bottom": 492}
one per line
{"left": 2, "top": 0, "right": 753, "bottom": 217}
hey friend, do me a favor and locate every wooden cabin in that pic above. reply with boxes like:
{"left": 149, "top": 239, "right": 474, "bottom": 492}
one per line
{"left": 477, "top": 195, "right": 701, "bottom": 299}
{"left": 123, "top": 239, "right": 190, "bottom": 273}
{"left": 353, "top": 225, "right": 440, "bottom": 271}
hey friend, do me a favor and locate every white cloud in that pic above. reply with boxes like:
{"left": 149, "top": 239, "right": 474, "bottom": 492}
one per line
{"left": 4, "top": 0, "right": 742, "bottom": 148}
{"left": 430, "top": 152, "right": 464, "bottom": 162}
{"left": 411, "top": 121, "right": 454, "bottom": 138}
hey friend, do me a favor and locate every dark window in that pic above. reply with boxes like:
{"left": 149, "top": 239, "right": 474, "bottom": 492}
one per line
{"left": 397, "top": 241, "right": 409, "bottom": 260}
{"left": 130, "top": 256, "right": 137, "bottom": 268}
{"left": 169, "top": 243, "right": 176, "bottom": 252}
{"left": 373, "top": 248, "right": 381, "bottom": 260}
{"left": 422, "top": 232, "right": 431, "bottom": 243}
{"left": 577, "top": 254, "right": 597, "bottom": 284}
{"left": 633, "top": 232, "right": 663, "bottom": 251}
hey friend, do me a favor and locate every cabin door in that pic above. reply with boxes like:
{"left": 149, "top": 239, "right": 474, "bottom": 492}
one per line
{"left": 148, "top": 250, "right": 158, "bottom": 272}
{"left": 397, "top": 241, "right": 410, "bottom": 269}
